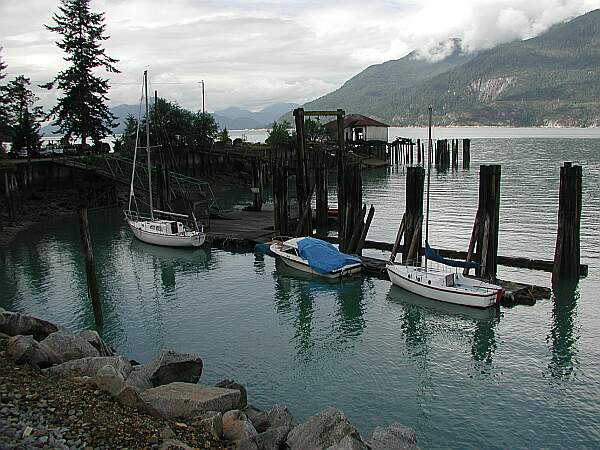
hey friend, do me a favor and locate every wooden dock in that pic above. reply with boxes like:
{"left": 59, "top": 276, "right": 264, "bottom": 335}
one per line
{"left": 203, "top": 209, "right": 553, "bottom": 306}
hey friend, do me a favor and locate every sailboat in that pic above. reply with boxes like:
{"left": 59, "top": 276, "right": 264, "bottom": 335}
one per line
{"left": 386, "top": 107, "right": 502, "bottom": 308}
{"left": 123, "top": 70, "right": 206, "bottom": 248}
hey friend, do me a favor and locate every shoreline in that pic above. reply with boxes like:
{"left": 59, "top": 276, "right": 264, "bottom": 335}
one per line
{"left": 0, "top": 308, "right": 419, "bottom": 449}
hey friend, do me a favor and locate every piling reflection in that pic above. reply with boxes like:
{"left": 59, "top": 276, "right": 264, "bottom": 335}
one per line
{"left": 387, "top": 285, "right": 500, "bottom": 364}
{"left": 547, "top": 280, "right": 580, "bottom": 380}
{"left": 271, "top": 260, "right": 367, "bottom": 359}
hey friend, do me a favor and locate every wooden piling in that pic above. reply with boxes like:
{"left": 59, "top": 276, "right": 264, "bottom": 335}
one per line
{"left": 336, "top": 109, "right": 347, "bottom": 250}
{"left": 293, "top": 108, "right": 310, "bottom": 235}
{"left": 251, "top": 158, "right": 263, "bottom": 211}
{"left": 553, "top": 162, "right": 582, "bottom": 284}
{"left": 475, "top": 165, "right": 501, "bottom": 280}
{"left": 356, "top": 204, "right": 375, "bottom": 256}
{"left": 315, "top": 150, "right": 328, "bottom": 229}
{"left": 463, "top": 139, "right": 471, "bottom": 169}
{"left": 403, "top": 166, "right": 425, "bottom": 265}
{"left": 77, "top": 207, "right": 103, "bottom": 328}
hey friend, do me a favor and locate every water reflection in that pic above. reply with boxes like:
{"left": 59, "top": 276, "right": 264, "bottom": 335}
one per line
{"left": 547, "top": 281, "right": 580, "bottom": 381}
{"left": 271, "top": 260, "right": 367, "bottom": 359}
{"left": 387, "top": 285, "right": 500, "bottom": 364}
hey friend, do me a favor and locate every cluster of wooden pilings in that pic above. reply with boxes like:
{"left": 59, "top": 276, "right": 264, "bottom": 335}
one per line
{"left": 269, "top": 108, "right": 375, "bottom": 255}
{"left": 384, "top": 138, "right": 471, "bottom": 171}
{"left": 386, "top": 162, "right": 585, "bottom": 284}
{"left": 434, "top": 139, "right": 471, "bottom": 171}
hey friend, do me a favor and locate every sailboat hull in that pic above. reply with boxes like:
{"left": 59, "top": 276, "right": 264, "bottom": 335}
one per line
{"left": 127, "top": 220, "right": 205, "bottom": 247}
{"left": 387, "top": 264, "right": 500, "bottom": 308}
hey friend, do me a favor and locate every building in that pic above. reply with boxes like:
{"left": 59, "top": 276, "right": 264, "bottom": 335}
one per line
{"left": 326, "top": 114, "right": 389, "bottom": 143}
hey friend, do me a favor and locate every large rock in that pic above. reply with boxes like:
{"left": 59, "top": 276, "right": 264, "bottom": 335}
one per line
{"left": 239, "top": 404, "right": 297, "bottom": 450}
{"left": 245, "top": 405, "right": 270, "bottom": 433}
{"left": 6, "top": 335, "right": 60, "bottom": 369}
{"left": 43, "top": 356, "right": 132, "bottom": 380}
{"left": 140, "top": 382, "right": 241, "bottom": 419}
{"left": 222, "top": 409, "right": 258, "bottom": 442}
{"left": 75, "top": 330, "right": 114, "bottom": 356}
{"left": 192, "top": 411, "right": 223, "bottom": 439}
{"left": 253, "top": 426, "right": 292, "bottom": 450}
{"left": 286, "top": 407, "right": 366, "bottom": 450}
{"left": 145, "top": 350, "right": 203, "bottom": 387}
{"left": 42, "top": 330, "right": 100, "bottom": 363}
{"left": 367, "top": 423, "right": 419, "bottom": 450}
{"left": 216, "top": 379, "right": 247, "bottom": 410}
{"left": 0, "top": 310, "right": 60, "bottom": 340}
{"left": 327, "top": 434, "right": 369, "bottom": 450}
{"left": 126, "top": 365, "right": 153, "bottom": 391}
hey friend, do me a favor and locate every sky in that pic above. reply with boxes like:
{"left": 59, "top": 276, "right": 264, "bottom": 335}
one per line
{"left": 1, "top": 0, "right": 599, "bottom": 112}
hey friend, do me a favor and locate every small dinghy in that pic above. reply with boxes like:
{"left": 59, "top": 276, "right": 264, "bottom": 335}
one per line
{"left": 270, "top": 237, "right": 363, "bottom": 279}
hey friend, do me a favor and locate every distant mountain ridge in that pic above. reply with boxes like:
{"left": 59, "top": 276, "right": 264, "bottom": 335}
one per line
{"left": 41, "top": 102, "right": 298, "bottom": 136}
{"left": 300, "top": 10, "right": 600, "bottom": 127}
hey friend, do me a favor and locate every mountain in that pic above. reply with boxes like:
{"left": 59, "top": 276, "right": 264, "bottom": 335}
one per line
{"left": 211, "top": 114, "right": 264, "bottom": 130}
{"left": 41, "top": 101, "right": 298, "bottom": 136}
{"left": 300, "top": 10, "right": 600, "bottom": 127}
{"left": 215, "top": 102, "right": 299, "bottom": 128}
{"left": 41, "top": 104, "right": 139, "bottom": 136}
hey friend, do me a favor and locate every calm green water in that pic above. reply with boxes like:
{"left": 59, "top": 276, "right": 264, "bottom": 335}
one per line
{"left": 1, "top": 129, "right": 600, "bottom": 449}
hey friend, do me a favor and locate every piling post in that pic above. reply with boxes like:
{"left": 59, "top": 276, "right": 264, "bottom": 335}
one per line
{"left": 251, "top": 158, "right": 263, "bottom": 211}
{"left": 552, "top": 162, "right": 582, "bottom": 285}
{"left": 336, "top": 109, "right": 346, "bottom": 250}
{"left": 403, "top": 166, "right": 425, "bottom": 265}
{"left": 77, "top": 207, "right": 103, "bottom": 328}
{"left": 315, "top": 149, "right": 328, "bottom": 229}
{"left": 475, "top": 165, "right": 501, "bottom": 280}
{"left": 356, "top": 204, "right": 375, "bottom": 256}
{"left": 463, "top": 139, "right": 471, "bottom": 169}
{"left": 293, "top": 108, "right": 311, "bottom": 234}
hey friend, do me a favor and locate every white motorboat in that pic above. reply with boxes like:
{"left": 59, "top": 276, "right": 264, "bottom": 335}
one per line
{"left": 123, "top": 70, "right": 206, "bottom": 248}
{"left": 386, "top": 106, "right": 502, "bottom": 308}
{"left": 270, "top": 237, "right": 363, "bottom": 279}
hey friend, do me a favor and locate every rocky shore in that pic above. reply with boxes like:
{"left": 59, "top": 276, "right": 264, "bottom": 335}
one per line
{"left": 0, "top": 307, "right": 420, "bottom": 450}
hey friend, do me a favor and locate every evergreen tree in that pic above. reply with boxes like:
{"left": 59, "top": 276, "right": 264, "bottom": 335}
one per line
{"left": 218, "top": 127, "right": 230, "bottom": 142}
{"left": 44, "top": 0, "right": 119, "bottom": 147}
{"left": 5, "top": 76, "right": 44, "bottom": 156}
{"left": 0, "top": 49, "right": 10, "bottom": 142}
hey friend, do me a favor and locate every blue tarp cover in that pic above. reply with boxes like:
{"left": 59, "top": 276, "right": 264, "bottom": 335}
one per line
{"left": 297, "top": 237, "right": 362, "bottom": 274}
{"left": 425, "top": 244, "right": 479, "bottom": 269}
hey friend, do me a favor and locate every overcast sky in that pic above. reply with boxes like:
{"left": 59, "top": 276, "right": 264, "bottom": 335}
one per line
{"left": 1, "top": 0, "right": 599, "bottom": 112}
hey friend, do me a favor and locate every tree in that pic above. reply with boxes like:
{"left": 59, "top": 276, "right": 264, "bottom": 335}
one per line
{"left": 192, "top": 112, "right": 218, "bottom": 149}
{"left": 218, "top": 127, "right": 230, "bottom": 142}
{"left": 305, "top": 118, "right": 327, "bottom": 142}
{"left": 112, "top": 114, "right": 138, "bottom": 154}
{"left": 0, "top": 49, "right": 10, "bottom": 142}
{"left": 5, "top": 76, "right": 44, "bottom": 156}
{"left": 265, "top": 120, "right": 294, "bottom": 148}
{"left": 44, "top": 0, "right": 119, "bottom": 147}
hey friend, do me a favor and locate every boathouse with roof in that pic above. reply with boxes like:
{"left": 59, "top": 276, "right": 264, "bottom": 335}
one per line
{"left": 326, "top": 114, "right": 389, "bottom": 143}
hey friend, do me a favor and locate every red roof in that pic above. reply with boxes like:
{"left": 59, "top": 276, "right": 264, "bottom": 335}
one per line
{"left": 326, "top": 114, "right": 389, "bottom": 129}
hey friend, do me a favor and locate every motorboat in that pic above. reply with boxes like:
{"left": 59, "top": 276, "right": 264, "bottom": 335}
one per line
{"left": 270, "top": 236, "right": 362, "bottom": 279}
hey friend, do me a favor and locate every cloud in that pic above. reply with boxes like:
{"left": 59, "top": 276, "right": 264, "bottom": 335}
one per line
{"left": 1, "top": 0, "right": 599, "bottom": 111}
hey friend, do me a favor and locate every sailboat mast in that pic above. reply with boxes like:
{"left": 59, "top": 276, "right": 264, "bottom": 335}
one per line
{"left": 424, "top": 106, "right": 433, "bottom": 270}
{"left": 144, "top": 70, "right": 154, "bottom": 220}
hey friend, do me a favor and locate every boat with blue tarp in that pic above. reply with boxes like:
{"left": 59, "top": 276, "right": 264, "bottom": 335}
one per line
{"left": 269, "top": 237, "right": 363, "bottom": 279}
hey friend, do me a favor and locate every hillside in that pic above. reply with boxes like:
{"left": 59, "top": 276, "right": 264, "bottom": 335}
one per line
{"left": 301, "top": 10, "right": 600, "bottom": 127}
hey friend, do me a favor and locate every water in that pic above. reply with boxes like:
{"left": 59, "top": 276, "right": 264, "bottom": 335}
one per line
{"left": 2, "top": 129, "right": 600, "bottom": 448}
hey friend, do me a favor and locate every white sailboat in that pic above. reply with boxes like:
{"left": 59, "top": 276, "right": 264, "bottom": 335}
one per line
{"left": 124, "top": 70, "right": 206, "bottom": 248}
{"left": 386, "top": 107, "right": 502, "bottom": 308}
